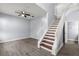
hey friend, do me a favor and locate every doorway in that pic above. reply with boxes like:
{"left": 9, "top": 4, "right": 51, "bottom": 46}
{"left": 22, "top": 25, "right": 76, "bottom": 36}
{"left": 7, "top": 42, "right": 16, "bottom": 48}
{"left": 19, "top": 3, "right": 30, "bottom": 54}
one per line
{"left": 65, "top": 21, "right": 79, "bottom": 44}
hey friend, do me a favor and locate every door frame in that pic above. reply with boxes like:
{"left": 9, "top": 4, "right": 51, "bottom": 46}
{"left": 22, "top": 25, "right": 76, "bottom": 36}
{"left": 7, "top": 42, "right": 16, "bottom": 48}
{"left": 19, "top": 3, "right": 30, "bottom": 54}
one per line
{"left": 65, "top": 21, "right": 79, "bottom": 44}
{"left": 65, "top": 21, "right": 68, "bottom": 43}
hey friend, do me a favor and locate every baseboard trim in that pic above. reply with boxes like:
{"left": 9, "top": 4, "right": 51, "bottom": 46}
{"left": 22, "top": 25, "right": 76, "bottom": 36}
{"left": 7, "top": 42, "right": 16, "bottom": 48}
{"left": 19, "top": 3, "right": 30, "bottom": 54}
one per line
{"left": 67, "top": 40, "right": 78, "bottom": 44}
{"left": 0, "top": 37, "right": 30, "bottom": 43}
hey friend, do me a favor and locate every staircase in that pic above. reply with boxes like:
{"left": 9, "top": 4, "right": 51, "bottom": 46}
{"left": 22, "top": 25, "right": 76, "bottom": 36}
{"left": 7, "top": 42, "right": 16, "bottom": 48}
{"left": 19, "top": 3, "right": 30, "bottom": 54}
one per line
{"left": 37, "top": 4, "right": 73, "bottom": 55}
{"left": 39, "top": 20, "right": 60, "bottom": 55}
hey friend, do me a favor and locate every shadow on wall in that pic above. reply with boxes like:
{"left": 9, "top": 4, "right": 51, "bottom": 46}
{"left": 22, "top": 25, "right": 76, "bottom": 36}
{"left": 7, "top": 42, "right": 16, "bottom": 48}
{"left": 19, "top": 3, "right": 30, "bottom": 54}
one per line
{"left": 74, "top": 35, "right": 78, "bottom": 44}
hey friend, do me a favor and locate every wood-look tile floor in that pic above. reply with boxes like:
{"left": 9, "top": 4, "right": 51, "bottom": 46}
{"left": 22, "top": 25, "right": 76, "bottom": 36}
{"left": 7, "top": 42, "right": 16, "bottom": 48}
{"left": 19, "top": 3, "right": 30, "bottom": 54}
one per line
{"left": 0, "top": 38, "right": 79, "bottom": 56}
{"left": 0, "top": 38, "right": 53, "bottom": 56}
{"left": 58, "top": 43, "right": 79, "bottom": 56}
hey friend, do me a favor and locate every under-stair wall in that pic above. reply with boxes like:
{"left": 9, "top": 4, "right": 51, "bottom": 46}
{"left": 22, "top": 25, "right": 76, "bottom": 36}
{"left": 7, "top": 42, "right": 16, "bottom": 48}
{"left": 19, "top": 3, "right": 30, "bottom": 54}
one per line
{"left": 53, "top": 18, "right": 64, "bottom": 55}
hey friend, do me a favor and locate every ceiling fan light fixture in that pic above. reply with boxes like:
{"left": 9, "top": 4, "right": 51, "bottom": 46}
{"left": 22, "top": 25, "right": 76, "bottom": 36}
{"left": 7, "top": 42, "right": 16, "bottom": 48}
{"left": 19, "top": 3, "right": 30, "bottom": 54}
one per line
{"left": 15, "top": 10, "right": 34, "bottom": 18}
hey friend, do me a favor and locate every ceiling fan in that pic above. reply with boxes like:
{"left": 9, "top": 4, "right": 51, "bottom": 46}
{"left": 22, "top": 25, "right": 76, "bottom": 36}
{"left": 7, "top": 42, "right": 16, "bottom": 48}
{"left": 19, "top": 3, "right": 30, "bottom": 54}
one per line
{"left": 15, "top": 10, "right": 34, "bottom": 18}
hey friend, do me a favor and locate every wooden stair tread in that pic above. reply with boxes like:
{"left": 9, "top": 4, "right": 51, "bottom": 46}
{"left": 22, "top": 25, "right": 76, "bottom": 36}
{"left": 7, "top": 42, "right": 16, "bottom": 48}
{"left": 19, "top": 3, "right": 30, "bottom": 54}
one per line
{"left": 40, "top": 45, "right": 52, "bottom": 52}
{"left": 50, "top": 27, "right": 58, "bottom": 28}
{"left": 48, "top": 30, "right": 56, "bottom": 32}
{"left": 43, "top": 37, "right": 55, "bottom": 42}
{"left": 45, "top": 34, "right": 55, "bottom": 37}
{"left": 50, "top": 26, "right": 58, "bottom": 27}
{"left": 51, "top": 25, "right": 58, "bottom": 26}
{"left": 42, "top": 39, "right": 53, "bottom": 45}
{"left": 48, "top": 29, "right": 56, "bottom": 31}
{"left": 44, "top": 36, "right": 55, "bottom": 40}
{"left": 46, "top": 32, "right": 55, "bottom": 34}
{"left": 49, "top": 28, "right": 57, "bottom": 29}
{"left": 43, "top": 39, "right": 54, "bottom": 43}
{"left": 41, "top": 42, "right": 52, "bottom": 47}
{"left": 53, "top": 22, "right": 58, "bottom": 25}
{"left": 49, "top": 27, "right": 57, "bottom": 30}
{"left": 45, "top": 33, "right": 55, "bottom": 36}
{"left": 40, "top": 44, "right": 52, "bottom": 50}
{"left": 48, "top": 28, "right": 56, "bottom": 30}
{"left": 50, "top": 26, "right": 58, "bottom": 28}
{"left": 48, "top": 29, "right": 57, "bottom": 31}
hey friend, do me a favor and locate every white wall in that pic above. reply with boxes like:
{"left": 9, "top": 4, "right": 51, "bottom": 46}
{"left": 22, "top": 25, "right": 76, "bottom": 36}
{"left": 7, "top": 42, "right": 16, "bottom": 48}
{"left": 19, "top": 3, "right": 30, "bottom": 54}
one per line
{"left": 65, "top": 9, "right": 79, "bottom": 42}
{"left": 30, "top": 14, "right": 48, "bottom": 39}
{"left": 68, "top": 22, "right": 78, "bottom": 41}
{"left": 56, "top": 4, "right": 71, "bottom": 18}
{"left": 30, "top": 3, "right": 56, "bottom": 40}
{"left": 0, "top": 3, "right": 56, "bottom": 42}
{"left": 0, "top": 3, "right": 47, "bottom": 42}
{"left": 0, "top": 13, "right": 29, "bottom": 42}
{"left": 36, "top": 3, "right": 56, "bottom": 26}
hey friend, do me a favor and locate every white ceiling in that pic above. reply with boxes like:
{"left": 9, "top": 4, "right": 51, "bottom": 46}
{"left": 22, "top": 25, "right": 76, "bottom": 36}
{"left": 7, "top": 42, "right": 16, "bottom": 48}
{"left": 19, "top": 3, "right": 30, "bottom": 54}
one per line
{"left": 0, "top": 3, "right": 46, "bottom": 18}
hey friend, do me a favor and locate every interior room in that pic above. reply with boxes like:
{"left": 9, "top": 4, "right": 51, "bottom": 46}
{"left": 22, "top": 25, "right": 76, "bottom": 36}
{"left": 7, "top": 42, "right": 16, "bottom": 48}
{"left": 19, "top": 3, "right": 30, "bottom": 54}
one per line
{"left": 0, "top": 3, "right": 79, "bottom": 56}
